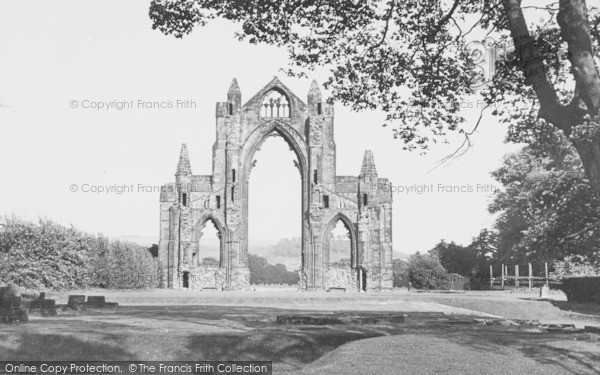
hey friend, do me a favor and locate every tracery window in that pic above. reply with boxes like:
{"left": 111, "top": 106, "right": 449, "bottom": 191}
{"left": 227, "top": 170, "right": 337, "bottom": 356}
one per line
{"left": 261, "top": 90, "right": 290, "bottom": 117}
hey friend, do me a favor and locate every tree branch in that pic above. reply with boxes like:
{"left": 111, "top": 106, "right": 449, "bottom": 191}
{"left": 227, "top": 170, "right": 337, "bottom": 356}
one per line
{"left": 557, "top": 0, "right": 600, "bottom": 116}
{"left": 562, "top": 219, "right": 600, "bottom": 240}
{"left": 429, "top": 103, "right": 490, "bottom": 172}
{"left": 365, "top": 0, "right": 396, "bottom": 54}
{"left": 427, "top": 0, "right": 461, "bottom": 42}
{"left": 502, "top": 0, "right": 574, "bottom": 133}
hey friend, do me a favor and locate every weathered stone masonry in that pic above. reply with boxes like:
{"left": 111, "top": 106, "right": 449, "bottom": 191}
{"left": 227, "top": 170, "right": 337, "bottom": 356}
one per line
{"left": 159, "top": 77, "right": 393, "bottom": 291}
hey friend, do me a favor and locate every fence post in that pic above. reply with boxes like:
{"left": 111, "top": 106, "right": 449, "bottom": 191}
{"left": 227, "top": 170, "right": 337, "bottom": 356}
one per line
{"left": 528, "top": 263, "right": 532, "bottom": 291}
{"left": 545, "top": 262, "right": 549, "bottom": 286}
{"left": 501, "top": 263, "right": 505, "bottom": 287}
{"left": 489, "top": 265, "right": 493, "bottom": 288}
{"left": 515, "top": 265, "right": 520, "bottom": 287}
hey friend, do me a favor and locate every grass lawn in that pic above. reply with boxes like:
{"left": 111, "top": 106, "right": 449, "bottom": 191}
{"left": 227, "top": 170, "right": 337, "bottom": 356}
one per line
{"left": 2, "top": 289, "right": 599, "bottom": 374}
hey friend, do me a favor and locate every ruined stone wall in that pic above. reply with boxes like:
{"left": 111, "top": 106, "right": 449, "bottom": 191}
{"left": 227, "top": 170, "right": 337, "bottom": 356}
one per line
{"left": 188, "top": 267, "right": 220, "bottom": 290}
{"left": 325, "top": 267, "right": 357, "bottom": 291}
{"left": 159, "top": 77, "right": 394, "bottom": 292}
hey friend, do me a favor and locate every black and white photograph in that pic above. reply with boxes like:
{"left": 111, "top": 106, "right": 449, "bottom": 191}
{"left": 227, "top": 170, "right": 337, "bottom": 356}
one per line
{"left": 1, "top": 0, "right": 600, "bottom": 374}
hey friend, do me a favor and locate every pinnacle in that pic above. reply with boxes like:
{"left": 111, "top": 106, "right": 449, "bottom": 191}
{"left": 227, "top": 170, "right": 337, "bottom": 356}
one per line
{"left": 176, "top": 143, "right": 192, "bottom": 175}
{"left": 228, "top": 78, "right": 240, "bottom": 93}
{"left": 360, "top": 150, "right": 377, "bottom": 177}
{"left": 309, "top": 79, "right": 320, "bottom": 93}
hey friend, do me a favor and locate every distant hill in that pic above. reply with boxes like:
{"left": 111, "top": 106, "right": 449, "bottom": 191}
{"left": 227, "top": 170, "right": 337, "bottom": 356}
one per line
{"left": 117, "top": 236, "right": 276, "bottom": 248}
{"left": 265, "top": 236, "right": 351, "bottom": 257}
{"left": 119, "top": 234, "right": 413, "bottom": 262}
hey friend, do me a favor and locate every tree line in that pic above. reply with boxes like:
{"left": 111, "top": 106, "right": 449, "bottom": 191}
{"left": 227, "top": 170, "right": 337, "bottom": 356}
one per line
{"left": 149, "top": 0, "right": 600, "bottom": 282}
{"left": 0, "top": 216, "right": 160, "bottom": 290}
{"left": 396, "top": 131, "right": 600, "bottom": 289}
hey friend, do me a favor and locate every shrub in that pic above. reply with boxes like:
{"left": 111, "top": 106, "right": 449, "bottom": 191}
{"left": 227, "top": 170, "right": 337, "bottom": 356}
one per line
{"left": 392, "top": 259, "right": 410, "bottom": 288}
{"left": 200, "top": 257, "right": 219, "bottom": 266}
{"left": 89, "top": 236, "right": 159, "bottom": 289}
{"left": 469, "top": 272, "right": 491, "bottom": 290}
{"left": 248, "top": 254, "right": 299, "bottom": 285}
{"left": 561, "top": 277, "right": 600, "bottom": 304}
{"left": 0, "top": 216, "right": 159, "bottom": 290}
{"left": 555, "top": 255, "right": 600, "bottom": 277}
{"left": 407, "top": 252, "right": 449, "bottom": 290}
{"left": 0, "top": 216, "right": 94, "bottom": 290}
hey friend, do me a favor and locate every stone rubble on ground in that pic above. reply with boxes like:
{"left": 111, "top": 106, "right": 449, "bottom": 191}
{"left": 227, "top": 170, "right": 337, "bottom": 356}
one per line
{"left": 0, "top": 286, "right": 29, "bottom": 323}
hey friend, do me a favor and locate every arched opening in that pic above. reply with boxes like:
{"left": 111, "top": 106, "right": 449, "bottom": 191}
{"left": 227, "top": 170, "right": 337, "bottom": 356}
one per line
{"left": 198, "top": 218, "right": 221, "bottom": 267}
{"left": 247, "top": 133, "right": 301, "bottom": 289}
{"left": 328, "top": 220, "right": 352, "bottom": 268}
{"left": 324, "top": 214, "right": 357, "bottom": 291}
{"left": 191, "top": 215, "right": 225, "bottom": 290}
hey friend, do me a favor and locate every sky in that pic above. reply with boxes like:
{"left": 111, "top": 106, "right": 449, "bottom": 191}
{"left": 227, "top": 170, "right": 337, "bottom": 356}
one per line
{"left": 0, "top": 1, "right": 522, "bottom": 254}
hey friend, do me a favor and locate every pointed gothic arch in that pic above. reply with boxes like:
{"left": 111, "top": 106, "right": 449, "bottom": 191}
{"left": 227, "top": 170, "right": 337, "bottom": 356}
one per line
{"left": 322, "top": 212, "right": 360, "bottom": 291}
{"left": 158, "top": 77, "right": 393, "bottom": 291}
{"left": 323, "top": 212, "right": 358, "bottom": 268}
{"left": 241, "top": 120, "right": 309, "bottom": 178}
{"left": 193, "top": 213, "right": 227, "bottom": 266}
{"left": 239, "top": 120, "right": 309, "bottom": 273}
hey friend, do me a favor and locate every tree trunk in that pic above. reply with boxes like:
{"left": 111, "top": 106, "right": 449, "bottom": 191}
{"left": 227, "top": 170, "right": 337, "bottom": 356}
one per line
{"left": 557, "top": 0, "right": 600, "bottom": 200}
{"left": 557, "top": 0, "right": 600, "bottom": 114}
{"left": 503, "top": 0, "right": 600, "bottom": 200}
{"left": 572, "top": 133, "right": 600, "bottom": 200}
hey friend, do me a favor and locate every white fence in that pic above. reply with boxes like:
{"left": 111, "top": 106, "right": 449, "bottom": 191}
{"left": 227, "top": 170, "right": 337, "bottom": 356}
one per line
{"left": 489, "top": 263, "right": 558, "bottom": 290}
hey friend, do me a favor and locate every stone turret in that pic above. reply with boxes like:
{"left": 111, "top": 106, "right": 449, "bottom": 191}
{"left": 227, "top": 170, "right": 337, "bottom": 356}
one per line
{"left": 359, "top": 150, "right": 378, "bottom": 210}
{"left": 175, "top": 143, "right": 192, "bottom": 206}
{"left": 176, "top": 143, "right": 192, "bottom": 177}
{"left": 307, "top": 79, "right": 322, "bottom": 106}
{"left": 360, "top": 150, "right": 378, "bottom": 180}
{"left": 227, "top": 78, "right": 242, "bottom": 112}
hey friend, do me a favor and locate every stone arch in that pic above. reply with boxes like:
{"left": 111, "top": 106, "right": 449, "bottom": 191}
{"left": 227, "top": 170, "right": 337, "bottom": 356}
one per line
{"left": 239, "top": 120, "right": 310, "bottom": 282}
{"left": 159, "top": 77, "right": 394, "bottom": 291}
{"left": 322, "top": 212, "right": 358, "bottom": 268}
{"left": 322, "top": 212, "right": 359, "bottom": 291}
{"left": 241, "top": 120, "right": 309, "bottom": 176}
{"left": 193, "top": 213, "right": 227, "bottom": 267}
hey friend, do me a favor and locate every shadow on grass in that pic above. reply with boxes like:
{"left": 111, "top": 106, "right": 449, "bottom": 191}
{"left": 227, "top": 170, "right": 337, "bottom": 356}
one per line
{"left": 550, "top": 301, "right": 600, "bottom": 319}
{"left": 0, "top": 333, "right": 134, "bottom": 360}
{"left": 184, "top": 328, "right": 387, "bottom": 369}
{"left": 116, "top": 305, "right": 398, "bottom": 368}
{"left": 116, "top": 305, "right": 273, "bottom": 324}
{"left": 182, "top": 320, "right": 600, "bottom": 373}
{"left": 2, "top": 304, "right": 599, "bottom": 373}
{"left": 415, "top": 326, "right": 600, "bottom": 375}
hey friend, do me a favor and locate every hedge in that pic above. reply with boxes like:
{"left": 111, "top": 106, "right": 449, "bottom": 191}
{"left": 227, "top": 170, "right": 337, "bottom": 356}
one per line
{"left": 560, "top": 277, "right": 600, "bottom": 304}
{"left": 0, "top": 216, "right": 159, "bottom": 290}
